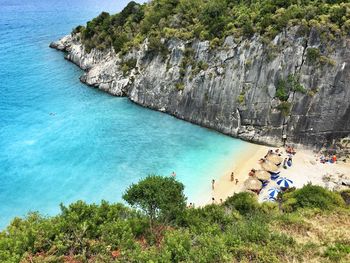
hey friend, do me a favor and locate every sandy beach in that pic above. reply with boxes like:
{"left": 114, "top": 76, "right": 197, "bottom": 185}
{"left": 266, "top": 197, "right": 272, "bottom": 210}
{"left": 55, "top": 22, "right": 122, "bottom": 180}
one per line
{"left": 209, "top": 144, "right": 350, "bottom": 204}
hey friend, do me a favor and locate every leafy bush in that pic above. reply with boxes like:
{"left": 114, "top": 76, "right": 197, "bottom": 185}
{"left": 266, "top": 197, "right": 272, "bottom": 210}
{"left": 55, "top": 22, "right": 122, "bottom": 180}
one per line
{"left": 74, "top": 1, "right": 350, "bottom": 55}
{"left": 123, "top": 175, "right": 187, "bottom": 227}
{"left": 340, "top": 189, "right": 350, "bottom": 205}
{"left": 175, "top": 83, "right": 185, "bottom": 91}
{"left": 275, "top": 79, "right": 289, "bottom": 101}
{"left": 72, "top": 25, "right": 84, "bottom": 34}
{"left": 224, "top": 192, "right": 260, "bottom": 215}
{"left": 306, "top": 47, "right": 321, "bottom": 63}
{"left": 0, "top": 182, "right": 348, "bottom": 262}
{"left": 288, "top": 74, "right": 306, "bottom": 94}
{"left": 237, "top": 93, "right": 245, "bottom": 105}
{"left": 323, "top": 241, "right": 350, "bottom": 262}
{"left": 277, "top": 101, "right": 292, "bottom": 116}
{"left": 282, "top": 184, "right": 345, "bottom": 212}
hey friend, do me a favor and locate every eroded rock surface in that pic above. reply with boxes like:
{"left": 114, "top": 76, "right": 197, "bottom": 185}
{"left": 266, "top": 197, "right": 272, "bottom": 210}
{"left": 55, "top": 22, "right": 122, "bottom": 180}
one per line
{"left": 50, "top": 27, "right": 350, "bottom": 148}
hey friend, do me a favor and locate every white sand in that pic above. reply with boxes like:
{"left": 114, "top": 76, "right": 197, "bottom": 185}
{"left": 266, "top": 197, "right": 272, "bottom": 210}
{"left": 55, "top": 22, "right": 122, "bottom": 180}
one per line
{"left": 207, "top": 145, "right": 350, "bottom": 205}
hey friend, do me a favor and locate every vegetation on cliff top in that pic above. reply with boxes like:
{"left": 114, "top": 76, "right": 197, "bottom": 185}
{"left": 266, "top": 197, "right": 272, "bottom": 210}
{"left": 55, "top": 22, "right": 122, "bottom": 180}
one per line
{"left": 73, "top": 0, "right": 350, "bottom": 53}
{"left": 0, "top": 175, "right": 349, "bottom": 262}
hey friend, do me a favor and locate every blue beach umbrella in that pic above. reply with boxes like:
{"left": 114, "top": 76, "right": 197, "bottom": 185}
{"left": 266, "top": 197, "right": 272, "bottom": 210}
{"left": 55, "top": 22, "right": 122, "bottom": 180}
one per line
{"left": 277, "top": 177, "right": 293, "bottom": 188}
{"left": 268, "top": 188, "right": 281, "bottom": 199}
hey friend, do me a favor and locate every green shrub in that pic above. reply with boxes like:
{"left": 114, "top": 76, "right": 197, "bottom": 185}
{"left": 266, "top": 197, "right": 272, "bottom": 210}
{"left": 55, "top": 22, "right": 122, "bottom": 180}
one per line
{"left": 277, "top": 101, "right": 292, "bottom": 116}
{"left": 197, "top": 60, "right": 209, "bottom": 71}
{"left": 306, "top": 47, "right": 321, "bottom": 64}
{"left": 323, "top": 241, "right": 350, "bottom": 262}
{"left": 72, "top": 25, "right": 84, "bottom": 34}
{"left": 245, "top": 59, "right": 252, "bottom": 68}
{"left": 282, "top": 184, "right": 345, "bottom": 212}
{"left": 237, "top": 93, "right": 245, "bottom": 105}
{"left": 120, "top": 58, "right": 137, "bottom": 75}
{"left": 175, "top": 83, "right": 185, "bottom": 91}
{"left": 123, "top": 175, "right": 187, "bottom": 227}
{"left": 162, "top": 229, "right": 192, "bottom": 262}
{"left": 340, "top": 189, "right": 350, "bottom": 205}
{"left": 0, "top": 179, "right": 349, "bottom": 262}
{"left": 287, "top": 74, "right": 306, "bottom": 94}
{"left": 74, "top": 0, "right": 350, "bottom": 56}
{"left": 224, "top": 192, "right": 260, "bottom": 215}
{"left": 275, "top": 79, "right": 289, "bottom": 101}
{"left": 209, "top": 37, "right": 221, "bottom": 49}
{"left": 319, "top": 55, "right": 336, "bottom": 66}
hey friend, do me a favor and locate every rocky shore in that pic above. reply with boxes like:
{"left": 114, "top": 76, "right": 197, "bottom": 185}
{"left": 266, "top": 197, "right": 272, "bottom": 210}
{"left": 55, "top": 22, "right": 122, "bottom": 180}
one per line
{"left": 50, "top": 27, "right": 350, "bottom": 152}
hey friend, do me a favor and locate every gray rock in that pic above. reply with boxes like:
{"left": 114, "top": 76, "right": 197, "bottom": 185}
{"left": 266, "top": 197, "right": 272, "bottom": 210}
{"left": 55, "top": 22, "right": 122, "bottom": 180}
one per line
{"left": 50, "top": 27, "right": 350, "bottom": 149}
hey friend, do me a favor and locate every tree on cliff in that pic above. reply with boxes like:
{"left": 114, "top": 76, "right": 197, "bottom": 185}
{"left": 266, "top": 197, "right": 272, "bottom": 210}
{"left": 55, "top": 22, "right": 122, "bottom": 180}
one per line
{"left": 122, "top": 175, "right": 187, "bottom": 231}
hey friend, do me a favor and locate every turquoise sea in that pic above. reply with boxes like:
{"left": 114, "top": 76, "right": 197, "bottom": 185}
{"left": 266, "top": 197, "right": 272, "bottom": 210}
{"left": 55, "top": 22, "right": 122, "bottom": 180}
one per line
{"left": 0, "top": 0, "right": 247, "bottom": 228}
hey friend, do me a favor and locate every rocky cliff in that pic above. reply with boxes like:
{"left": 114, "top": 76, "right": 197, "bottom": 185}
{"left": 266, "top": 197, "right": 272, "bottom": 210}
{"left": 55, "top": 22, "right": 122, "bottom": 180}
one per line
{"left": 50, "top": 27, "right": 350, "bottom": 150}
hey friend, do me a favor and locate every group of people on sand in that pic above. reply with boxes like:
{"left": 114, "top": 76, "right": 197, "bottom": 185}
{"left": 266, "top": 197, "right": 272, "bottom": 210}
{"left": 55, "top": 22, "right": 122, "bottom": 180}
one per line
{"left": 319, "top": 154, "right": 337, "bottom": 164}
{"left": 246, "top": 146, "right": 297, "bottom": 195}
{"left": 283, "top": 156, "right": 293, "bottom": 169}
{"left": 230, "top": 172, "right": 239, "bottom": 184}
{"left": 286, "top": 145, "right": 296, "bottom": 155}
{"left": 210, "top": 173, "right": 239, "bottom": 204}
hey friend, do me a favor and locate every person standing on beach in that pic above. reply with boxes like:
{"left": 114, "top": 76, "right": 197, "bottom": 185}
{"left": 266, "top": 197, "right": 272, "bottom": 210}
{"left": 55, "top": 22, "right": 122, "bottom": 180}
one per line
{"left": 282, "top": 134, "right": 287, "bottom": 146}
{"left": 171, "top": 171, "right": 176, "bottom": 177}
{"left": 235, "top": 179, "right": 239, "bottom": 185}
{"left": 283, "top": 158, "right": 288, "bottom": 169}
{"left": 231, "top": 172, "right": 234, "bottom": 182}
{"left": 212, "top": 179, "right": 215, "bottom": 190}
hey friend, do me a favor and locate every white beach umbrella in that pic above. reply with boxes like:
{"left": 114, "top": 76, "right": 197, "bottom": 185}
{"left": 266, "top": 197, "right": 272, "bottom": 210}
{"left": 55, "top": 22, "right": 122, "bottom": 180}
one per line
{"left": 268, "top": 188, "right": 281, "bottom": 199}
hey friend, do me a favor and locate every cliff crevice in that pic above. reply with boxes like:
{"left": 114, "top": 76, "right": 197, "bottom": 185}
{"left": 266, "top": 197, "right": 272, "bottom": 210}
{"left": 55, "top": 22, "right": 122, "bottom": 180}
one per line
{"left": 50, "top": 27, "right": 350, "bottom": 150}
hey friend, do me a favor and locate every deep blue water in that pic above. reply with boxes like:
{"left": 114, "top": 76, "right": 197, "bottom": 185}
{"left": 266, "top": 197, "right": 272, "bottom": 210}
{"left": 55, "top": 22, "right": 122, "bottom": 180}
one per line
{"left": 0, "top": 0, "right": 247, "bottom": 228}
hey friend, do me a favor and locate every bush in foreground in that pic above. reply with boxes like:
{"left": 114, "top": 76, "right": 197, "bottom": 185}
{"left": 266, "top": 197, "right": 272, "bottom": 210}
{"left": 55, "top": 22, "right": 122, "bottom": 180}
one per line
{"left": 0, "top": 177, "right": 349, "bottom": 262}
{"left": 282, "top": 183, "right": 345, "bottom": 212}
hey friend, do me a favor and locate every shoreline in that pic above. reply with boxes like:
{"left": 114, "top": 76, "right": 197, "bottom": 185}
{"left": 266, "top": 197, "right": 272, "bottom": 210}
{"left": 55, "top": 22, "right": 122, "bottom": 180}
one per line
{"left": 205, "top": 144, "right": 350, "bottom": 206}
{"left": 209, "top": 143, "right": 269, "bottom": 205}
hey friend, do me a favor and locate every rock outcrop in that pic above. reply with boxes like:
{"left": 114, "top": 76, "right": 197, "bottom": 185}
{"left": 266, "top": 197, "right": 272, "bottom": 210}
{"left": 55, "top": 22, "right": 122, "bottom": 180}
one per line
{"left": 50, "top": 27, "right": 350, "bottom": 149}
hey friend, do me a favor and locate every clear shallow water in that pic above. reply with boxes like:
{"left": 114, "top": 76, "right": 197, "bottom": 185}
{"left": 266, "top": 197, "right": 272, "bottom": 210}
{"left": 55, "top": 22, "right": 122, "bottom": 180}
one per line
{"left": 0, "top": 0, "right": 247, "bottom": 228}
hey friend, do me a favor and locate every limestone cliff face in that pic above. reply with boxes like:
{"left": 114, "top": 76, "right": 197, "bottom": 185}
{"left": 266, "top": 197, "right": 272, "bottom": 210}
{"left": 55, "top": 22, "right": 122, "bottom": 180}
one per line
{"left": 50, "top": 27, "right": 350, "bottom": 149}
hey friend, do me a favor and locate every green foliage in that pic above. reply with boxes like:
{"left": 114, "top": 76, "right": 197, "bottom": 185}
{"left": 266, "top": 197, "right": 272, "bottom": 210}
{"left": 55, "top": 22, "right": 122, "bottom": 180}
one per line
{"left": 306, "top": 47, "right": 336, "bottom": 67}
{"left": 275, "top": 74, "right": 305, "bottom": 103}
{"left": 340, "top": 189, "right": 350, "bottom": 205}
{"left": 288, "top": 74, "right": 307, "bottom": 94}
{"left": 323, "top": 241, "right": 350, "bottom": 262}
{"left": 237, "top": 93, "right": 245, "bottom": 105}
{"left": 306, "top": 47, "right": 321, "bottom": 63}
{"left": 197, "top": 60, "right": 209, "bottom": 71}
{"left": 121, "top": 58, "right": 137, "bottom": 76}
{"left": 74, "top": 0, "right": 350, "bottom": 54}
{"left": 123, "top": 175, "right": 187, "bottom": 226}
{"left": 72, "top": 25, "right": 84, "bottom": 34}
{"left": 277, "top": 101, "right": 292, "bottom": 116}
{"left": 146, "top": 35, "right": 169, "bottom": 60}
{"left": 175, "top": 82, "right": 185, "bottom": 91}
{"left": 245, "top": 59, "right": 252, "bottom": 68}
{"left": 0, "top": 183, "right": 348, "bottom": 262}
{"left": 275, "top": 79, "right": 289, "bottom": 101}
{"left": 282, "top": 184, "right": 346, "bottom": 212}
{"left": 224, "top": 192, "right": 259, "bottom": 215}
